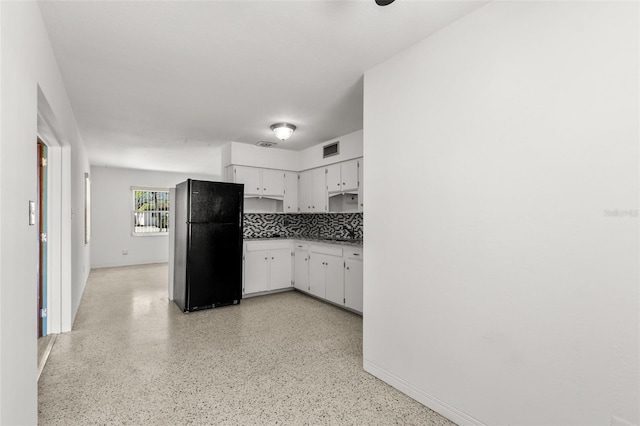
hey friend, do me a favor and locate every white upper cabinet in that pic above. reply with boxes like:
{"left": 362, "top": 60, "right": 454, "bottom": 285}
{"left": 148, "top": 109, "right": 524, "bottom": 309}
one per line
{"left": 298, "top": 170, "right": 312, "bottom": 213}
{"left": 311, "top": 168, "right": 327, "bottom": 212}
{"left": 326, "top": 164, "right": 341, "bottom": 193}
{"left": 284, "top": 172, "right": 298, "bottom": 213}
{"left": 341, "top": 160, "right": 359, "bottom": 193}
{"left": 232, "top": 166, "right": 285, "bottom": 199}
{"left": 327, "top": 160, "right": 359, "bottom": 194}
{"left": 261, "top": 169, "right": 285, "bottom": 198}
{"left": 234, "top": 166, "right": 262, "bottom": 197}
{"left": 298, "top": 168, "right": 327, "bottom": 213}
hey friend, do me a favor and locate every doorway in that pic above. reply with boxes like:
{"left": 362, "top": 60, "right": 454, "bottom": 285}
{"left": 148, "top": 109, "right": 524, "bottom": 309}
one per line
{"left": 37, "top": 139, "right": 48, "bottom": 337}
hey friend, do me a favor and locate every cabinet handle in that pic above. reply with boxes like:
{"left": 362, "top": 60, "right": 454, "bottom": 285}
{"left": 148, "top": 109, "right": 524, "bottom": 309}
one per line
{"left": 353, "top": 253, "right": 360, "bottom": 256}
{"left": 271, "top": 257, "right": 274, "bottom": 260}
{"left": 265, "top": 257, "right": 268, "bottom": 260}
{"left": 342, "top": 182, "right": 345, "bottom": 185}
{"left": 264, "top": 188, "right": 266, "bottom": 191}
{"left": 256, "top": 187, "right": 260, "bottom": 190}
{"left": 346, "top": 267, "right": 350, "bottom": 270}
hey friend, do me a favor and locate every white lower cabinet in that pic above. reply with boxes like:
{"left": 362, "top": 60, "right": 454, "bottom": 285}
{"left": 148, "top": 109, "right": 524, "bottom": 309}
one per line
{"left": 246, "top": 239, "right": 363, "bottom": 314}
{"left": 243, "top": 241, "right": 292, "bottom": 296}
{"left": 324, "top": 255, "right": 345, "bottom": 306}
{"left": 344, "top": 258, "right": 363, "bottom": 312}
{"left": 308, "top": 244, "right": 344, "bottom": 304}
{"left": 294, "top": 243, "right": 309, "bottom": 291}
{"left": 308, "top": 253, "right": 342, "bottom": 302}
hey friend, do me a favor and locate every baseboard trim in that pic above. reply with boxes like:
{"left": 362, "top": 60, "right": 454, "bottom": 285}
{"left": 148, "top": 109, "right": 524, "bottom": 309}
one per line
{"left": 363, "top": 359, "right": 486, "bottom": 426}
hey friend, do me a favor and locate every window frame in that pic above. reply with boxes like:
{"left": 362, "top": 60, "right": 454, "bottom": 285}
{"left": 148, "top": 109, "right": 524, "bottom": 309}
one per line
{"left": 131, "top": 187, "right": 170, "bottom": 237}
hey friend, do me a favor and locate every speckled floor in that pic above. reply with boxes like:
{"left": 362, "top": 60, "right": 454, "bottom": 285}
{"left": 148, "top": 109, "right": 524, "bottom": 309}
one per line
{"left": 38, "top": 263, "right": 456, "bottom": 425}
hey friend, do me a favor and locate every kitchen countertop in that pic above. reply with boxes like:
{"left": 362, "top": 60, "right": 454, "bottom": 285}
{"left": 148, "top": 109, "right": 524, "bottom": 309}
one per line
{"left": 244, "top": 236, "right": 363, "bottom": 248}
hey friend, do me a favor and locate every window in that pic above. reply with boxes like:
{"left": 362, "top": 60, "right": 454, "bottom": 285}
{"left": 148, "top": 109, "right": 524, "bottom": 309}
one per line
{"left": 132, "top": 188, "right": 169, "bottom": 235}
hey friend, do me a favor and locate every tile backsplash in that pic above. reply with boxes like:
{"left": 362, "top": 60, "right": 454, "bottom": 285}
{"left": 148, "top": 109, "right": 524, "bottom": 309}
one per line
{"left": 243, "top": 213, "right": 363, "bottom": 240}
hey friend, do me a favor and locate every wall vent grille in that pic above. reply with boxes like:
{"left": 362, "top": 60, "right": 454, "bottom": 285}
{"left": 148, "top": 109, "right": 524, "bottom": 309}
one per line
{"left": 323, "top": 141, "right": 339, "bottom": 158}
{"left": 256, "top": 141, "right": 278, "bottom": 148}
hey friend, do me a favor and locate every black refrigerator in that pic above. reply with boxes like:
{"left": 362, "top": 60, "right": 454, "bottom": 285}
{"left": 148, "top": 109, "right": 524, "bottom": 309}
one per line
{"left": 173, "top": 179, "right": 244, "bottom": 312}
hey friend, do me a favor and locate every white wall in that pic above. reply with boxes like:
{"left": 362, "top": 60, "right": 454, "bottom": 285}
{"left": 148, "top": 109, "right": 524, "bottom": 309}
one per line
{"left": 90, "top": 166, "right": 219, "bottom": 268}
{"left": 221, "top": 129, "right": 364, "bottom": 172}
{"left": 363, "top": 2, "right": 638, "bottom": 426}
{"left": 223, "top": 141, "right": 299, "bottom": 171}
{"left": 298, "top": 129, "right": 363, "bottom": 171}
{"left": 0, "top": 2, "right": 91, "bottom": 424}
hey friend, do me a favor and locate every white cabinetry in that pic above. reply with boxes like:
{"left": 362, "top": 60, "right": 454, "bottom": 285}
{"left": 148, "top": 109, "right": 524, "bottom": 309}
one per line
{"left": 298, "top": 168, "right": 327, "bottom": 213}
{"left": 232, "top": 166, "right": 285, "bottom": 198}
{"left": 311, "top": 168, "right": 327, "bottom": 212}
{"left": 284, "top": 172, "right": 298, "bottom": 213}
{"left": 326, "top": 160, "right": 359, "bottom": 194}
{"left": 293, "top": 242, "right": 309, "bottom": 291}
{"left": 308, "top": 244, "right": 343, "bottom": 302}
{"left": 244, "top": 241, "right": 292, "bottom": 296}
{"left": 344, "top": 248, "right": 363, "bottom": 313}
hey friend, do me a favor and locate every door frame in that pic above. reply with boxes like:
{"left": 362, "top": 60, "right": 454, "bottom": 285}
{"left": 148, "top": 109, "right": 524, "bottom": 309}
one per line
{"left": 37, "top": 92, "right": 73, "bottom": 334}
{"left": 37, "top": 139, "right": 48, "bottom": 337}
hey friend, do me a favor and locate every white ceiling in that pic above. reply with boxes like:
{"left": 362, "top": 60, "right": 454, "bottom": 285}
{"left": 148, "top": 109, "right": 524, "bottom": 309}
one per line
{"left": 39, "top": 0, "right": 486, "bottom": 175}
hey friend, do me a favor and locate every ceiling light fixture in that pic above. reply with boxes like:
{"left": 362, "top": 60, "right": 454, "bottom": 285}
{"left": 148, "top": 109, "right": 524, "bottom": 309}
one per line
{"left": 375, "top": 0, "right": 395, "bottom": 5}
{"left": 270, "top": 123, "right": 296, "bottom": 141}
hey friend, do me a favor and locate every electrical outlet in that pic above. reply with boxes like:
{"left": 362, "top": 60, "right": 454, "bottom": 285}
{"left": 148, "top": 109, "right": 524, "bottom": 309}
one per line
{"left": 122, "top": 249, "right": 128, "bottom": 255}
{"left": 611, "top": 415, "right": 635, "bottom": 426}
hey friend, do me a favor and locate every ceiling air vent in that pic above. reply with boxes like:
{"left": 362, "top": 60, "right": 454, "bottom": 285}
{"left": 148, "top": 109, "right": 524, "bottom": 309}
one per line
{"left": 323, "top": 141, "right": 339, "bottom": 158}
{"left": 256, "top": 141, "right": 277, "bottom": 148}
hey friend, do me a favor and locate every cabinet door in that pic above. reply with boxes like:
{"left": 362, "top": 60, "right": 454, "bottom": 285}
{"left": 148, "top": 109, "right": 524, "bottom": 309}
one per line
{"left": 244, "top": 250, "right": 269, "bottom": 294}
{"left": 326, "top": 164, "right": 341, "bottom": 193}
{"left": 324, "top": 255, "right": 345, "bottom": 306}
{"left": 234, "top": 166, "right": 261, "bottom": 197}
{"left": 309, "top": 254, "right": 326, "bottom": 298}
{"left": 294, "top": 249, "right": 309, "bottom": 291}
{"left": 285, "top": 172, "right": 298, "bottom": 213}
{"left": 269, "top": 248, "right": 292, "bottom": 290}
{"left": 298, "top": 171, "right": 312, "bottom": 213}
{"left": 341, "top": 160, "right": 359, "bottom": 193}
{"left": 262, "top": 169, "right": 285, "bottom": 197}
{"left": 344, "top": 259, "right": 363, "bottom": 312}
{"left": 311, "top": 168, "right": 326, "bottom": 212}
{"left": 358, "top": 158, "right": 364, "bottom": 212}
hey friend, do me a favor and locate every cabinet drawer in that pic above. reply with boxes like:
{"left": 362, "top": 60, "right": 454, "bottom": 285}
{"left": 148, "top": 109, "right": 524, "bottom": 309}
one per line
{"left": 246, "top": 240, "right": 291, "bottom": 251}
{"left": 294, "top": 241, "right": 309, "bottom": 250}
{"left": 310, "top": 244, "right": 343, "bottom": 257}
{"left": 344, "top": 248, "right": 363, "bottom": 260}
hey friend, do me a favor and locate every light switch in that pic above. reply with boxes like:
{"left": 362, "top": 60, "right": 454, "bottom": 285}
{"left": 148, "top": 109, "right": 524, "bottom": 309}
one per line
{"left": 29, "top": 201, "right": 36, "bottom": 225}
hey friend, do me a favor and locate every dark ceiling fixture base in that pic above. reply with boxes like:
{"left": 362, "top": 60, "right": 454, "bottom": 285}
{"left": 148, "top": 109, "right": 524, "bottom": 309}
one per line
{"left": 375, "top": 0, "right": 395, "bottom": 5}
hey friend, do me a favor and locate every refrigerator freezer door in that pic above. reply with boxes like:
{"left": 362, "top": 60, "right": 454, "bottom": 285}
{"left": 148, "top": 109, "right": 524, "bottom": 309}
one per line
{"left": 188, "top": 180, "right": 243, "bottom": 224}
{"left": 186, "top": 222, "right": 243, "bottom": 310}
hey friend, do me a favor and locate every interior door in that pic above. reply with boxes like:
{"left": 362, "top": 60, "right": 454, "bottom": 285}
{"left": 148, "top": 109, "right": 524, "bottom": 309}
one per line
{"left": 37, "top": 139, "right": 48, "bottom": 337}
